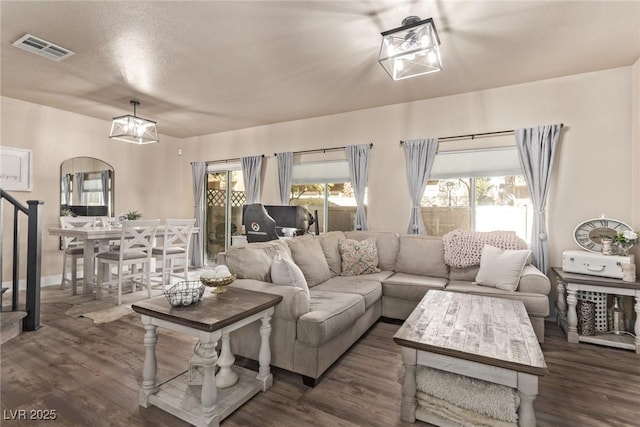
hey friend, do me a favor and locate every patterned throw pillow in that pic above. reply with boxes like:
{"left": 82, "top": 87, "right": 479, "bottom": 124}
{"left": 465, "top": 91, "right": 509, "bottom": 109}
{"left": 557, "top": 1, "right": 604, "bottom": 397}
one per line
{"left": 339, "top": 237, "right": 381, "bottom": 276}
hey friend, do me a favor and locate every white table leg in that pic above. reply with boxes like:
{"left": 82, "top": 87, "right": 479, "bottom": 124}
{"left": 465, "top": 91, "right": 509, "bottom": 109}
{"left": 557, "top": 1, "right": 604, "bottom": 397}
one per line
{"left": 400, "top": 347, "right": 417, "bottom": 423}
{"left": 556, "top": 279, "right": 566, "bottom": 325}
{"left": 83, "top": 238, "right": 95, "bottom": 295}
{"left": 517, "top": 372, "right": 538, "bottom": 427}
{"left": 566, "top": 288, "right": 579, "bottom": 343}
{"left": 635, "top": 296, "right": 640, "bottom": 354}
{"left": 139, "top": 316, "right": 158, "bottom": 407}
{"left": 200, "top": 336, "right": 218, "bottom": 419}
{"left": 216, "top": 332, "right": 238, "bottom": 389}
{"left": 257, "top": 307, "right": 274, "bottom": 391}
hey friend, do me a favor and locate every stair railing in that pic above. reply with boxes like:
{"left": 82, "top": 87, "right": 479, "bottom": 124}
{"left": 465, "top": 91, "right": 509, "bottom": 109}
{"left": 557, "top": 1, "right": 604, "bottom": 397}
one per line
{"left": 0, "top": 189, "right": 44, "bottom": 331}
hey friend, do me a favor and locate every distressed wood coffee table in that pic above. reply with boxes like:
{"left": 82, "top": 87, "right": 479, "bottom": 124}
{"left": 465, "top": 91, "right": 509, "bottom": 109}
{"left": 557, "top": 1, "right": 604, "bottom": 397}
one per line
{"left": 132, "top": 287, "right": 282, "bottom": 427}
{"left": 394, "top": 290, "right": 547, "bottom": 427}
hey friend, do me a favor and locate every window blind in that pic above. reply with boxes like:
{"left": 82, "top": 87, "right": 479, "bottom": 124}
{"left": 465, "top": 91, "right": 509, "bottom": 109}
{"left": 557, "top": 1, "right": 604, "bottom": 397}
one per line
{"left": 430, "top": 147, "right": 522, "bottom": 179}
{"left": 292, "top": 160, "right": 350, "bottom": 184}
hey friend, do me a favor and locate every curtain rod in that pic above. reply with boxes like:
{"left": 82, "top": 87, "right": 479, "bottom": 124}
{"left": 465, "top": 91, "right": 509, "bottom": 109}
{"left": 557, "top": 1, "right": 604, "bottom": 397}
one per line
{"left": 400, "top": 124, "right": 564, "bottom": 144}
{"left": 191, "top": 154, "right": 265, "bottom": 165}
{"left": 274, "top": 142, "right": 373, "bottom": 157}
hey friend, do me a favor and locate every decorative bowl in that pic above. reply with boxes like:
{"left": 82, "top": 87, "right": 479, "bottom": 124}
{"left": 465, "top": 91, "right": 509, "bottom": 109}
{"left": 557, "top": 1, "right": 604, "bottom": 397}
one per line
{"left": 164, "top": 281, "right": 205, "bottom": 307}
{"left": 200, "top": 274, "right": 237, "bottom": 293}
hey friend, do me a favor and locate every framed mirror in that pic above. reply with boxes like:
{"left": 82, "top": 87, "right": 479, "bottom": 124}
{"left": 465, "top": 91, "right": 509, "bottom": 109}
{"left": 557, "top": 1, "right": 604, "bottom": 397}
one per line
{"left": 60, "top": 157, "right": 114, "bottom": 217}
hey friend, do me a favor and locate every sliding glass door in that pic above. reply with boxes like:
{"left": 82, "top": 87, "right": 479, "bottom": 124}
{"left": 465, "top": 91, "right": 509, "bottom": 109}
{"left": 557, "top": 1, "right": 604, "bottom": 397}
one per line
{"left": 205, "top": 167, "right": 245, "bottom": 264}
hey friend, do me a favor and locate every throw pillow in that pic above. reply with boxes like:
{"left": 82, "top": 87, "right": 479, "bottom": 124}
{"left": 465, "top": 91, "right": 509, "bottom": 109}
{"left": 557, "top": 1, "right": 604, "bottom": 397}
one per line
{"left": 475, "top": 245, "right": 531, "bottom": 291}
{"left": 270, "top": 253, "right": 310, "bottom": 298}
{"left": 287, "top": 235, "right": 332, "bottom": 287}
{"left": 339, "top": 237, "right": 381, "bottom": 276}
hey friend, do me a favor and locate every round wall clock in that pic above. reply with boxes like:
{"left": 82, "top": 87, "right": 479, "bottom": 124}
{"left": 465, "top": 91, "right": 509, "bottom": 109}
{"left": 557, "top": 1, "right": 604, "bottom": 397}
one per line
{"left": 573, "top": 217, "right": 633, "bottom": 253}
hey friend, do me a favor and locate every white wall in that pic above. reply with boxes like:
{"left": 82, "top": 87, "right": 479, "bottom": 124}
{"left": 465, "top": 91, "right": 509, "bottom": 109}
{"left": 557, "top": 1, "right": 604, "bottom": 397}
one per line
{"left": 2, "top": 65, "right": 637, "bottom": 281}
{"left": 1, "top": 97, "right": 183, "bottom": 280}
{"left": 178, "top": 66, "right": 636, "bottom": 270}
{"left": 632, "top": 58, "right": 640, "bottom": 233}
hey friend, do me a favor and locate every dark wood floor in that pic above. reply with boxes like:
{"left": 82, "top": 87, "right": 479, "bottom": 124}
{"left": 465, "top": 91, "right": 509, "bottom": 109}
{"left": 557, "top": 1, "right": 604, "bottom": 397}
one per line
{"left": 2, "top": 298, "right": 639, "bottom": 427}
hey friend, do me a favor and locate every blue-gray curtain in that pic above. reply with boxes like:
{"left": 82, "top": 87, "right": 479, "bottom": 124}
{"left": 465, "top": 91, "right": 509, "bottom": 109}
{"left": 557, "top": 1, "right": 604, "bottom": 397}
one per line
{"left": 276, "top": 152, "right": 293, "bottom": 205}
{"left": 345, "top": 144, "right": 371, "bottom": 231}
{"left": 100, "top": 170, "right": 109, "bottom": 208}
{"left": 241, "top": 155, "right": 263, "bottom": 204}
{"left": 515, "top": 124, "right": 562, "bottom": 275}
{"left": 191, "top": 161, "right": 206, "bottom": 268}
{"left": 75, "top": 172, "right": 85, "bottom": 205}
{"left": 61, "top": 174, "right": 71, "bottom": 205}
{"left": 403, "top": 138, "right": 438, "bottom": 234}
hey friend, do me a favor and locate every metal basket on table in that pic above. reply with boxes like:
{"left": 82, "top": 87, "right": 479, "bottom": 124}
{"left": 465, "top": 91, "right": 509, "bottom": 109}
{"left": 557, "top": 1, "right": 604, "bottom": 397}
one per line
{"left": 164, "top": 281, "right": 205, "bottom": 307}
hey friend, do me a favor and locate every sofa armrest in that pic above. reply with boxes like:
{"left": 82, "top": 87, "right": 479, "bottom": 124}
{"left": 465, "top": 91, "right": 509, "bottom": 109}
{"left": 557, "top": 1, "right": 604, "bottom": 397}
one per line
{"left": 229, "top": 279, "right": 309, "bottom": 321}
{"left": 518, "top": 265, "right": 551, "bottom": 295}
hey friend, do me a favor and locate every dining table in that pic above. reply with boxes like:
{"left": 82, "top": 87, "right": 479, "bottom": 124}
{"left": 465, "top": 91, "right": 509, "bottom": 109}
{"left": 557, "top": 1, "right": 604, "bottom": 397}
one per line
{"left": 48, "top": 225, "right": 199, "bottom": 296}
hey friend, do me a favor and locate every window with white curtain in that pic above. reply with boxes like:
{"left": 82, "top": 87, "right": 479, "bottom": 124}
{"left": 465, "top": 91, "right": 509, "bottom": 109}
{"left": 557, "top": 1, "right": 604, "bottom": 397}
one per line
{"left": 81, "top": 172, "right": 105, "bottom": 206}
{"left": 289, "top": 160, "right": 366, "bottom": 233}
{"left": 420, "top": 147, "right": 532, "bottom": 241}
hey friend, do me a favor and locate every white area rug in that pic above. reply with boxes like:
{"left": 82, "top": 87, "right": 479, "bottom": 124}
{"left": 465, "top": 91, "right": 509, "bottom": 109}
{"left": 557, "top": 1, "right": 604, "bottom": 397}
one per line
{"left": 63, "top": 288, "right": 164, "bottom": 323}
{"left": 413, "top": 366, "right": 520, "bottom": 423}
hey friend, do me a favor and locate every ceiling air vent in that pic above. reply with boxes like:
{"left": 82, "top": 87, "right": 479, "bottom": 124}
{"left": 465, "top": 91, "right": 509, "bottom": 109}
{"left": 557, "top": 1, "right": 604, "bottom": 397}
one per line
{"left": 12, "top": 34, "right": 74, "bottom": 62}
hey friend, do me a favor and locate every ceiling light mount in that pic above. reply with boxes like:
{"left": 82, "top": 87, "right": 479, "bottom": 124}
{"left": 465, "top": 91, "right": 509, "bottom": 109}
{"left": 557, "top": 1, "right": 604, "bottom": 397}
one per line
{"left": 109, "top": 100, "right": 158, "bottom": 144}
{"left": 378, "top": 16, "right": 442, "bottom": 81}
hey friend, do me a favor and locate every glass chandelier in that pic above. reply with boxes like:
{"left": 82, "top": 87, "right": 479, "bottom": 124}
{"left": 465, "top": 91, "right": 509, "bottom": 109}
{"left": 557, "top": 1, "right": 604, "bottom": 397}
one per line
{"left": 378, "top": 16, "right": 442, "bottom": 81}
{"left": 109, "top": 100, "right": 158, "bottom": 144}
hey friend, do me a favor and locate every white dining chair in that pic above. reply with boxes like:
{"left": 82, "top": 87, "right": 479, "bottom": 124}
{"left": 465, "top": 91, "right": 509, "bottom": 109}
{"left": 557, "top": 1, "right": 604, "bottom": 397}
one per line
{"left": 95, "top": 219, "right": 160, "bottom": 305}
{"left": 151, "top": 218, "right": 196, "bottom": 290}
{"left": 59, "top": 216, "right": 96, "bottom": 294}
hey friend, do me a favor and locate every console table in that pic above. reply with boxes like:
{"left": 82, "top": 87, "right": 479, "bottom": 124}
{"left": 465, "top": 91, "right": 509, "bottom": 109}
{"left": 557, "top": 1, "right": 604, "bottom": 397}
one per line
{"left": 551, "top": 267, "right": 640, "bottom": 354}
{"left": 132, "top": 287, "right": 282, "bottom": 427}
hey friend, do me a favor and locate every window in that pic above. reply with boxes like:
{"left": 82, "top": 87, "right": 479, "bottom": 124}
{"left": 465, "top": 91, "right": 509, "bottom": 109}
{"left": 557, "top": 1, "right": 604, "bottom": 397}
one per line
{"left": 289, "top": 160, "right": 365, "bottom": 233}
{"left": 420, "top": 147, "right": 532, "bottom": 242}
{"left": 205, "top": 163, "right": 245, "bottom": 263}
{"left": 80, "top": 172, "right": 106, "bottom": 206}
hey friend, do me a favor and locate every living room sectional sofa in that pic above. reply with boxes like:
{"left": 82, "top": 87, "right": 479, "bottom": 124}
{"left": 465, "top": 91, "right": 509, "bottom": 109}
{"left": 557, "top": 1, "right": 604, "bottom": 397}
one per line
{"left": 221, "top": 230, "right": 550, "bottom": 386}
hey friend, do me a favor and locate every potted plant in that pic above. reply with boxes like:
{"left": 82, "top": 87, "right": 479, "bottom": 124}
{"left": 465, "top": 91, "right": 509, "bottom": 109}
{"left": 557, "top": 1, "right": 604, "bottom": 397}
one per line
{"left": 124, "top": 210, "right": 143, "bottom": 220}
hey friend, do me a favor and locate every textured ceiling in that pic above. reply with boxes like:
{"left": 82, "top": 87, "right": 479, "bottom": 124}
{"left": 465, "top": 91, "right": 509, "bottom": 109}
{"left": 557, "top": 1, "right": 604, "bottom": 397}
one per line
{"left": 1, "top": 1, "right": 639, "bottom": 139}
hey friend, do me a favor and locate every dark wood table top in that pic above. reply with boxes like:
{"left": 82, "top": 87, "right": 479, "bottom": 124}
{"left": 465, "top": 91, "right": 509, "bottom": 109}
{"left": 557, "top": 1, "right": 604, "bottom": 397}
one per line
{"left": 132, "top": 287, "right": 282, "bottom": 332}
{"left": 551, "top": 266, "right": 640, "bottom": 289}
{"left": 393, "top": 290, "right": 547, "bottom": 376}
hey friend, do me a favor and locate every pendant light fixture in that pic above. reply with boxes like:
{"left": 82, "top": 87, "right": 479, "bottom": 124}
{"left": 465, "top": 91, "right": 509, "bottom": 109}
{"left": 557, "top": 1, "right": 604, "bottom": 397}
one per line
{"left": 378, "top": 16, "right": 442, "bottom": 81}
{"left": 109, "top": 100, "right": 159, "bottom": 144}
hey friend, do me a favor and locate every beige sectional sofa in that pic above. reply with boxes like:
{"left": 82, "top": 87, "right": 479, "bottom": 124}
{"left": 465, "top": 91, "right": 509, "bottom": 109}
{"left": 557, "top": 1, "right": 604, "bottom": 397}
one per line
{"left": 220, "top": 230, "right": 550, "bottom": 387}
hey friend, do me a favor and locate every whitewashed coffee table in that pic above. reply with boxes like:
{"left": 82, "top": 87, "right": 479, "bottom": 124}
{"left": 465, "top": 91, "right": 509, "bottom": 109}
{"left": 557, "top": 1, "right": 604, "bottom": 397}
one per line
{"left": 132, "top": 287, "right": 282, "bottom": 427}
{"left": 394, "top": 290, "right": 547, "bottom": 427}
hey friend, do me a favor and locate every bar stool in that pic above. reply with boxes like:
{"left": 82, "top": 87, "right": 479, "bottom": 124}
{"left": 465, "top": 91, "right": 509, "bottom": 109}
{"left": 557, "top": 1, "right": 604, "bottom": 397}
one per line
{"left": 95, "top": 219, "right": 159, "bottom": 305}
{"left": 59, "top": 216, "right": 96, "bottom": 294}
{"left": 152, "top": 218, "right": 196, "bottom": 290}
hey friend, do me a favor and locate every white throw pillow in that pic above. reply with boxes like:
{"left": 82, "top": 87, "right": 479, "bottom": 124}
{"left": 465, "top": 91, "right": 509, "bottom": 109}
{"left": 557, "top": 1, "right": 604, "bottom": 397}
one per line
{"left": 270, "top": 253, "right": 310, "bottom": 298}
{"left": 475, "top": 245, "right": 531, "bottom": 291}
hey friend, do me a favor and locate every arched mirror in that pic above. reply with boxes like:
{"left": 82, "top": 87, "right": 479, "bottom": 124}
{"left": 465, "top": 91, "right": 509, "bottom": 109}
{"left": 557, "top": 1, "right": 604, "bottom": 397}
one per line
{"left": 60, "top": 157, "right": 114, "bottom": 216}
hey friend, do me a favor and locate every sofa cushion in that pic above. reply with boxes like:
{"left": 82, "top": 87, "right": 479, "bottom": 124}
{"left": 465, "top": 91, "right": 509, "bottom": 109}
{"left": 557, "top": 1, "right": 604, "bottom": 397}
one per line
{"left": 318, "top": 231, "right": 346, "bottom": 277}
{"left": 312, "top": 276, "right": 382, "bottom": 309}
{"left": 287, "top": 235, "right": 331, "bottom": 287}
{"left": 382, "top": 272, "right": 447, "bottom": 301}
{"left": 449, "top": 265, "right": 480, "bottom": 282}
{"left": 230, "top": 279, "right": 310, "bottom": 320}
{"left": 339, "top": 237, "right": 381, "bottom": 276}
{"left": 271, "top": 253, "right": 310, "bottom": 298}
{"left": 395, "top": 235, "right": 449, "bottom": 279}
{"left": 445, "top": 281, "right": 549, "bottom": 317}
{"left": 297, "top": 291, "right": 365, "bottom": 346}
{"left": 224, "top": 240, "right": 290, "bottom": 281}
{"left": 344, "top": 231, "right": 399, "bottom": 271}
{"left": 475, "top": 245, "right": 531, "bottom": 291}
